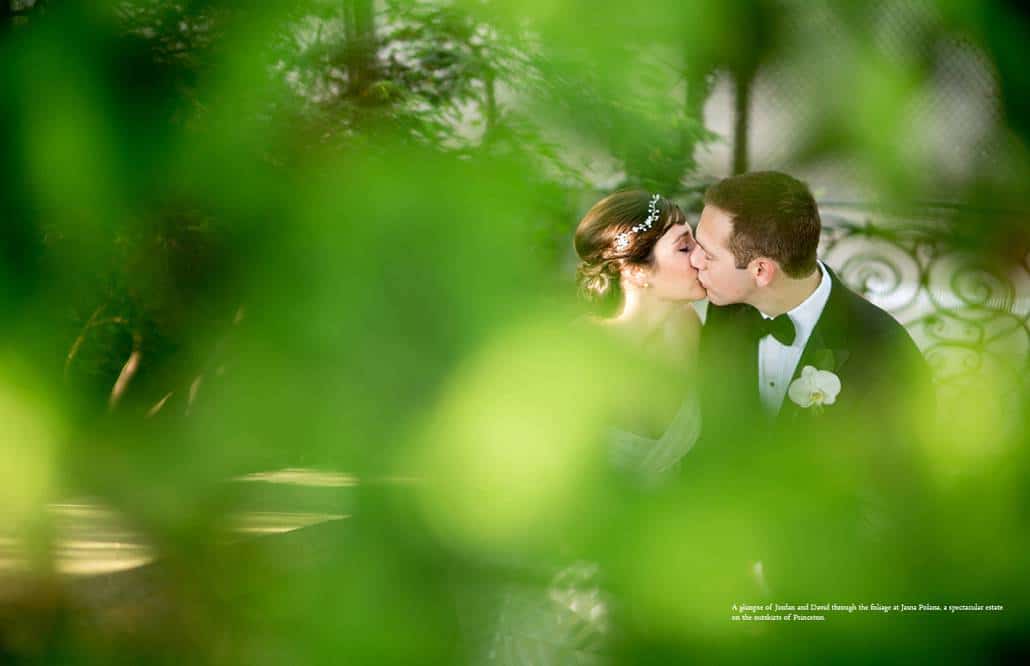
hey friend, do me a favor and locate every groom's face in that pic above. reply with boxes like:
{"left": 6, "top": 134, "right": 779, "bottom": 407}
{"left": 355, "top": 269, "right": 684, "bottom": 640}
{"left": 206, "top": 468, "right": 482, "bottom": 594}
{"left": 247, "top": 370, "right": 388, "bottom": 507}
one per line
{"left": 691, "top": 204, "right": 755, "bottom": 305}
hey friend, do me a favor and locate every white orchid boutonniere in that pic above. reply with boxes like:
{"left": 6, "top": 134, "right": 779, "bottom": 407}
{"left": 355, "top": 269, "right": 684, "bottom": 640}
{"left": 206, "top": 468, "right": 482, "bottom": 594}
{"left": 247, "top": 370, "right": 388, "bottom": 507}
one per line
{"left": 787, "top": 365, "right": 841, "bottom": 414}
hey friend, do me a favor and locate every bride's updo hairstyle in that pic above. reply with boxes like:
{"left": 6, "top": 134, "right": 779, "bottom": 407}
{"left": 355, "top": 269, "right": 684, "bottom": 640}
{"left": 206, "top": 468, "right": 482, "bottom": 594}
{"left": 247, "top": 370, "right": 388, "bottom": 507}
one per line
{"left": 574, "top": 190, "right": 686, "bottom": 311}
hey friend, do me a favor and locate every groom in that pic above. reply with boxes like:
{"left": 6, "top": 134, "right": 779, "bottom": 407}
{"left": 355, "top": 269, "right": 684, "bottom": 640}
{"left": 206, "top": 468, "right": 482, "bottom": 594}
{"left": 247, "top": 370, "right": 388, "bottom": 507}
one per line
{"left": 688, "top": 171, "right": 933, "bottom": 594}
{"left": 690, "top": 170, "right": 930, "bottom": 438}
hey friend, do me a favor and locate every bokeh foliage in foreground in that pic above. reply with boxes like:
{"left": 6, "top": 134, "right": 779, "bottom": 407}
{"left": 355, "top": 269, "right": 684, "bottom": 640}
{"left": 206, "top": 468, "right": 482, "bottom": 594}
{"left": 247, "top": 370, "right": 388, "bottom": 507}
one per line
{"left": 2, "top": 1, "right": 1029, "bottom": 663}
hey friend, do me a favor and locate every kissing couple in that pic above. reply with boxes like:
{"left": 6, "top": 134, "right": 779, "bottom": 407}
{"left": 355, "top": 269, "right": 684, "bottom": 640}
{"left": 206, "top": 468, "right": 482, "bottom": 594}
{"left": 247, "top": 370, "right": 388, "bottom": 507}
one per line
{"left": 574, "top": 170, "right": 931, "bottom": 484}
{"left": 464, "top": 172, "right": 936, "bottom": 664}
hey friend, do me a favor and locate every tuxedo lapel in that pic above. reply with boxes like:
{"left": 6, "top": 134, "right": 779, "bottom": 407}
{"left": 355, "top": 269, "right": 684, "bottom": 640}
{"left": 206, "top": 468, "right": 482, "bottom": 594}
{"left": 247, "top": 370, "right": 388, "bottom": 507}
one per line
{"left": 777, "top": 268, "right": 853, "bottom": 423}
{"left": 796, "top": 322, "right": 851, "bottom": 376}
{"left": 706, "top": 267, "right": 865, "bottom": 427}
{"left": 728, "top": 303, "right": 762, "bottom": 415}
{"left": 700, "top": 301, "right": 763, "bottom": 429}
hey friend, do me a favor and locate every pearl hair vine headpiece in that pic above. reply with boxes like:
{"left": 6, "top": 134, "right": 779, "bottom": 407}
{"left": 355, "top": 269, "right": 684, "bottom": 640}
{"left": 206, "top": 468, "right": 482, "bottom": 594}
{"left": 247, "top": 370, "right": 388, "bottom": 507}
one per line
{"left": 613, "top": 194, "right": 661, "bottom": 252}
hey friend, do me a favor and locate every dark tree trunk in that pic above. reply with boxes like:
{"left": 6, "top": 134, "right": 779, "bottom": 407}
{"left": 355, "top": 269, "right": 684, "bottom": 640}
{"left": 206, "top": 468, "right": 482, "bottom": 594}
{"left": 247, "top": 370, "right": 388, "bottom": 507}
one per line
{"left": 732, "top": 66, "right": 753, "bottom": 175}
{"left": 2, "top": 1, "right": 13, "bottom": 32}
{"left": 343, "top": 0, "right": 376, "bottom": 97}
{"left": 483, "top": 69, "right": 498, "bottom": 143}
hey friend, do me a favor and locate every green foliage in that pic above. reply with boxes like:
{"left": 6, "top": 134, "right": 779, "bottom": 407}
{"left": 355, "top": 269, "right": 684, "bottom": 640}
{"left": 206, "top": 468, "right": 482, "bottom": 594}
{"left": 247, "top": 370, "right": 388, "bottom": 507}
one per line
{"left": 1, "top": 0, "right": 1028, "bottom": 663}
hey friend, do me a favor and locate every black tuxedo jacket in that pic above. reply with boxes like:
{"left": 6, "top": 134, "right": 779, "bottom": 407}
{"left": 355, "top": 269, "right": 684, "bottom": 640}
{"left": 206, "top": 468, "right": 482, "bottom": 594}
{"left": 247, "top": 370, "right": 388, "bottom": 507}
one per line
{"left": 697, "top": 266, "right": 931, "bottom": 447}
{"left": 689, "top": 267, "right": 934, "bottom": 596}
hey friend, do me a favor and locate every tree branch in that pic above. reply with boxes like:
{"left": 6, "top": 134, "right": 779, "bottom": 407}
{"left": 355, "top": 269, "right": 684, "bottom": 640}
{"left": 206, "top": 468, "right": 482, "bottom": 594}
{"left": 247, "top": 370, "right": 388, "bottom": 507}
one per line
{"left": 65, "top": 305, "right": 105, "bottom": 380}
{"left": 108, "top": 331, "right": 143, "bottom": 412}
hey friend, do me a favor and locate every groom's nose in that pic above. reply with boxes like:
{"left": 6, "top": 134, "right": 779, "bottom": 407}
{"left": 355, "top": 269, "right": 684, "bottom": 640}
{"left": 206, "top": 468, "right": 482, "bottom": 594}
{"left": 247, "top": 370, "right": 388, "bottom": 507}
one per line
{"left": 689, "top": 246, "right": 704, "bottom": 270}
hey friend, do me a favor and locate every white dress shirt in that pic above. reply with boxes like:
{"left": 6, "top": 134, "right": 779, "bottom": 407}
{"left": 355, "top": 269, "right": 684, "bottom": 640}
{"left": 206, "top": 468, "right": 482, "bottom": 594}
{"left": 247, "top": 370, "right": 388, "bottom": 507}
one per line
{"left": 757, "top": 261, "right": 832, "bottom": 414}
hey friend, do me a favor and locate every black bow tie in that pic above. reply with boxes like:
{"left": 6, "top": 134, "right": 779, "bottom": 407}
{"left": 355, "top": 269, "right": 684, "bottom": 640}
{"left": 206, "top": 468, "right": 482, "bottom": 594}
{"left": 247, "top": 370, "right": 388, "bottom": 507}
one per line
{"left": 753, "top": 312, "right": 797, "bottom": 346}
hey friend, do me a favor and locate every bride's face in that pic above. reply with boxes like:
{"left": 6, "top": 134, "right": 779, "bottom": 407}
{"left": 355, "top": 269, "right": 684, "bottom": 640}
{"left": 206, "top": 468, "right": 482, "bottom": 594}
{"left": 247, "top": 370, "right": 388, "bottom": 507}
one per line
{"left": 642, "top": 223, "right": 706, "bottom": 301}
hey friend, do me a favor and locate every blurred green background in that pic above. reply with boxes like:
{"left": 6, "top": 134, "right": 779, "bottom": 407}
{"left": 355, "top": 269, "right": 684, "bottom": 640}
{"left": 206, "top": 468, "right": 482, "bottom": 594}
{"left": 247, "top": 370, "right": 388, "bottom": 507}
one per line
{"left": 1, "top": 1, "right": 1028, "bottom": 664}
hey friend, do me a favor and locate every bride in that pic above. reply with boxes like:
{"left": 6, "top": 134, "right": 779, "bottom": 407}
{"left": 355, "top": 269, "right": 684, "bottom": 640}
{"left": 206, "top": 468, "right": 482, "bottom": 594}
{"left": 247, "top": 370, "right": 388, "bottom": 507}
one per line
{"left": 574, "top": 190, "right": 706, "bottom": 482}
{"left": 467, "top": 192, "right": 707, "bottom": 665}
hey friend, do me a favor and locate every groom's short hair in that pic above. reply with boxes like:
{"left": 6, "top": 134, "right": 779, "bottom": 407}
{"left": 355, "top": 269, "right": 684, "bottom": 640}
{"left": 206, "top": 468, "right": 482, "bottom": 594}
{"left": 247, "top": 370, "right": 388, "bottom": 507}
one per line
{"left": 704, "top": 171, "right": 820, "bottom": 278}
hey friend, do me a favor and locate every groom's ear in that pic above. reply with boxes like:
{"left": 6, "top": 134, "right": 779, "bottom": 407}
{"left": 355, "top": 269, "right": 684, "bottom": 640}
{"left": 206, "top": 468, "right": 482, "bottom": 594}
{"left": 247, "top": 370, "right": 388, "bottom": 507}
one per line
{"left": 751, "top": 258, "right": 779, "bottom": 288}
